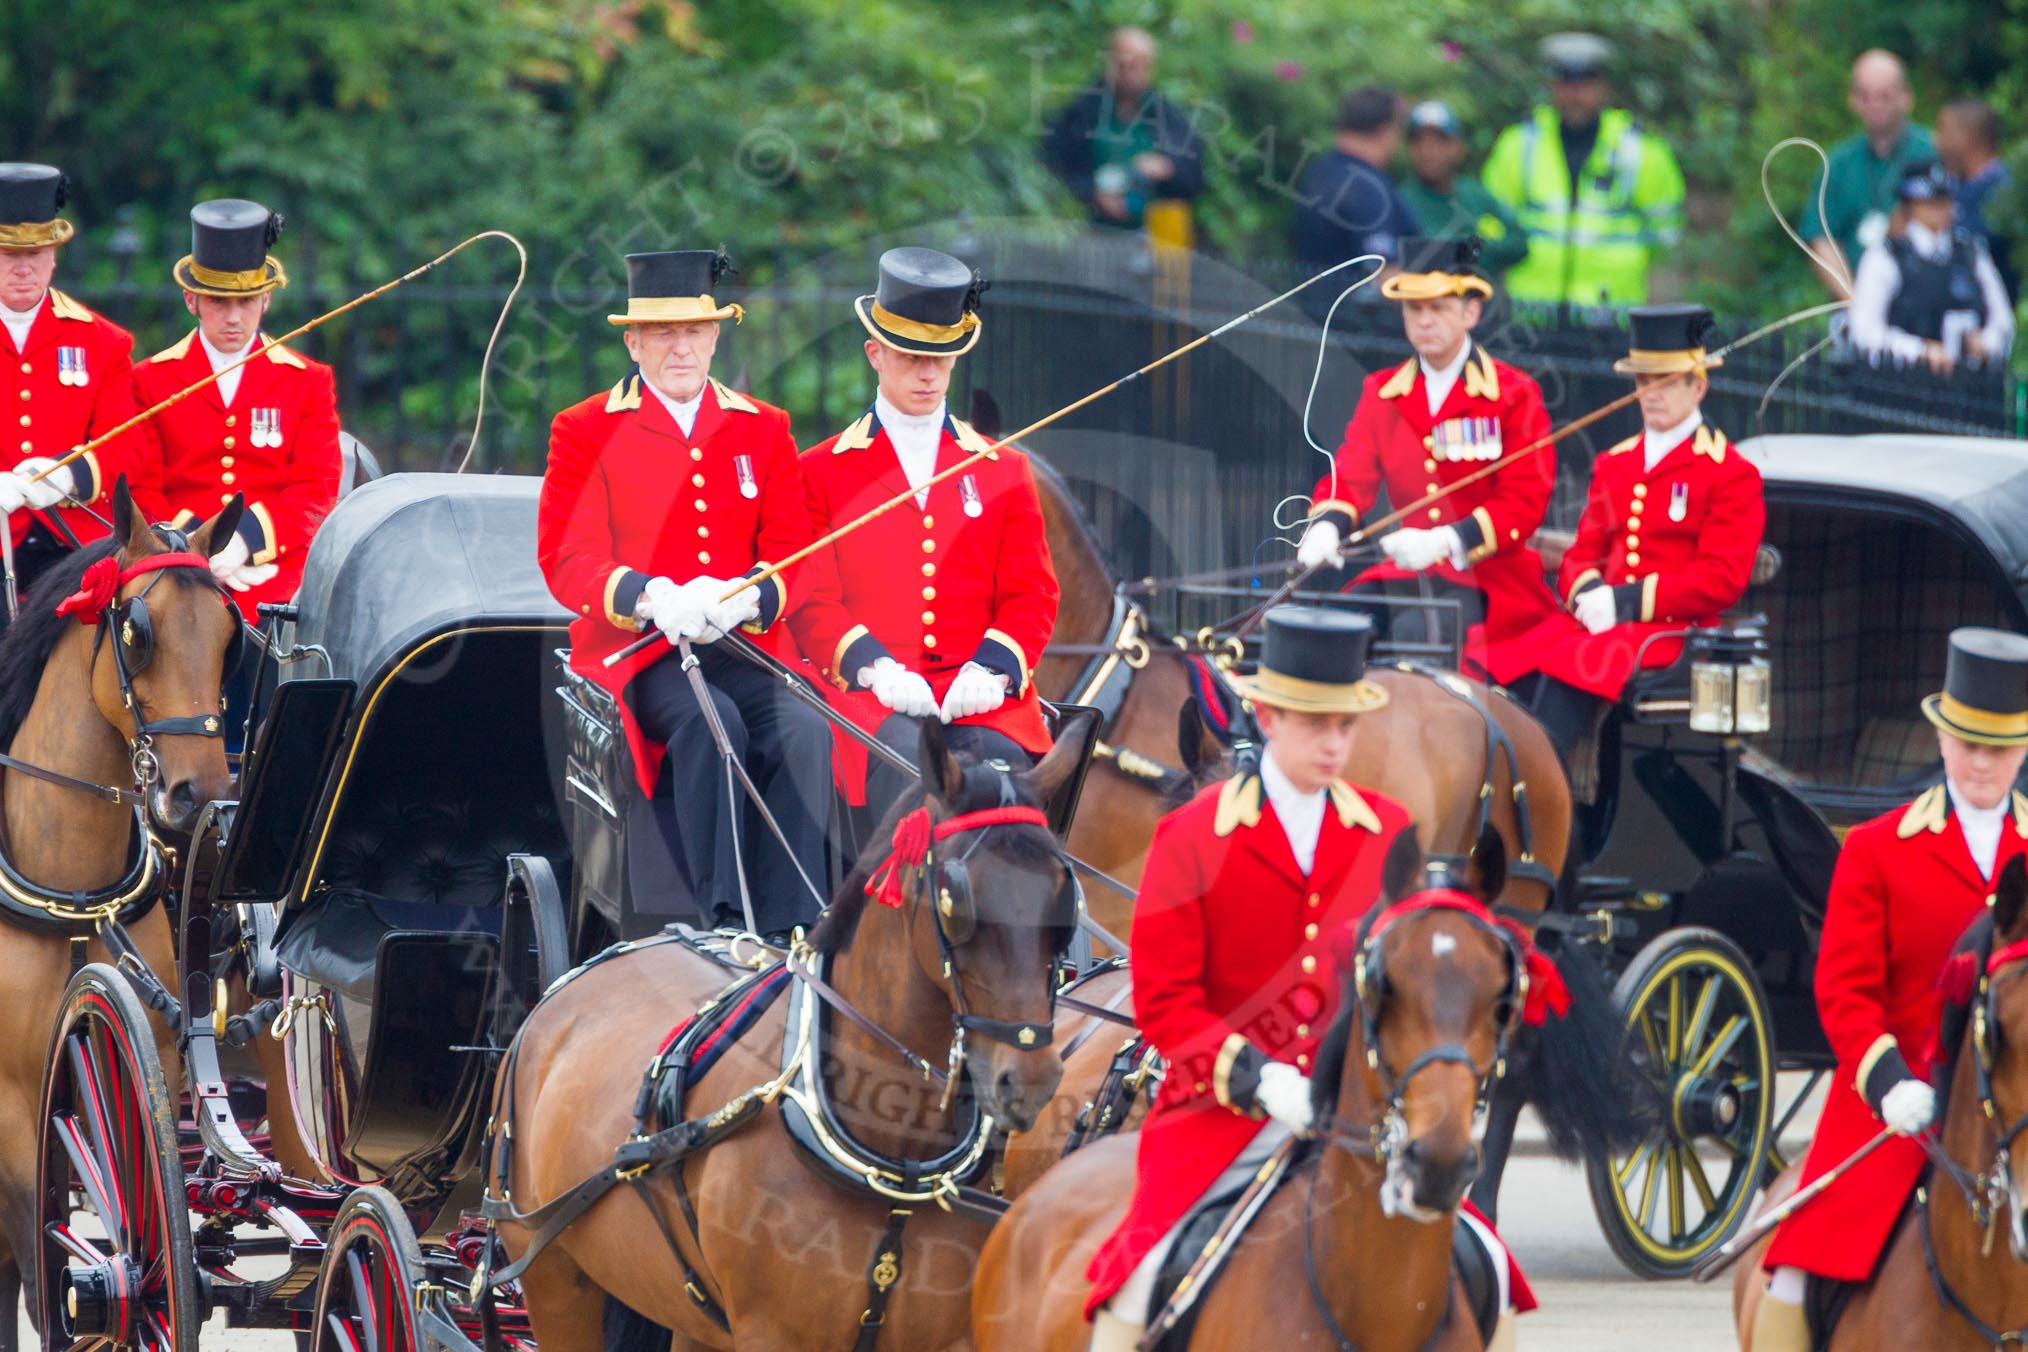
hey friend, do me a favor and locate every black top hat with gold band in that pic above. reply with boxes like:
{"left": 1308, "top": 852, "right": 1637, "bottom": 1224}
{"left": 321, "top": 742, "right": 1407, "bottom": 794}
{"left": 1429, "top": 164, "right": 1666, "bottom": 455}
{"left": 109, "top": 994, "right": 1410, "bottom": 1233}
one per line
{"left": 0, "top": 164, "right": 73, "bottom": 250}
{"left": 1614, "top": 303, "right": 1723, "bottom": 376}
{"left": 1228, "top": 606, "right": 1389, "bottom": 715}
{"left": 607, "top": 249, "right": 743, "bottom": 326}
{"left": 1923, "top": 627, "right": 2028, "bottom": 747}
{"left": 173, "top": 199, "right": 287, "bottom": 298}
{"left": 1380, "top": 236, "right": 1495, "bottom": 302}
{"left": 855, "top": 247, "right": 986, "bottom": 356}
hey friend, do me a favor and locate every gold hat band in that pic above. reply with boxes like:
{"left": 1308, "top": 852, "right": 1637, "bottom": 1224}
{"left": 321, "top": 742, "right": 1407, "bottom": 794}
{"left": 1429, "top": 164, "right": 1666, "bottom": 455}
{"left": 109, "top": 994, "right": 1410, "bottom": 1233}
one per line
{"left": 1934, "top": 692, "right": 2028, "bottom": 740}
{"left": 870, "top": 301, "right": 980, "bottom": 345}
{"left": 178, "top": 255, "right": 288, "bottom": 294}
{"left": 1231, "top": 667, "right": 1390, "bottom": 715}
{"left": 608, "top": 294, "right": 743, "bottom": 326}
{"left": 1614, "top": 346, "right": 1722, "bottom": 376}
{"left": 0, "top": 219, "right": 73, "bottom": 249}
{"left": 1379, "top": 271, "right": 1495, "bottom": 302}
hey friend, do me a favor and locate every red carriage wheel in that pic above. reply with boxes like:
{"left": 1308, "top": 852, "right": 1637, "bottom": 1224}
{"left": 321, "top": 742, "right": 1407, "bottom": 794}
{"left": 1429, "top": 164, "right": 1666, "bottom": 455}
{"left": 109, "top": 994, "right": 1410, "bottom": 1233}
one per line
{"left": 36, "top": 963, "right": 203, "bottom": 1351}
{"left": 309, "top": 1185, "right": 427, "bottom": 1352}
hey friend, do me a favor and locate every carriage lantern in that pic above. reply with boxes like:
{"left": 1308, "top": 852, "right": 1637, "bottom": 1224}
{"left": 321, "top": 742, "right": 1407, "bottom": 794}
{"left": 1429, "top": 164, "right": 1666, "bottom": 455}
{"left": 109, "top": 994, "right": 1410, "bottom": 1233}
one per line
{"left": 1688, "top": 626, "right": 1772, "bottom": 736}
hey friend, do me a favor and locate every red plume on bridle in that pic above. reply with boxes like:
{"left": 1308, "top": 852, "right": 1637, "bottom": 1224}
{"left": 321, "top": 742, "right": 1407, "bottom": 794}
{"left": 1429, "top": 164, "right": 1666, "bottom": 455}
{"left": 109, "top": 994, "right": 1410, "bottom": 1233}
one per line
{"left": 53, "top": 552, "right": 212, "bottom": 626}
{"left": 1366, "top": 889, "right": 1572, "bottom": 1027}
{"left": 862, "top": 803, "right": 1050, "bottom": 909}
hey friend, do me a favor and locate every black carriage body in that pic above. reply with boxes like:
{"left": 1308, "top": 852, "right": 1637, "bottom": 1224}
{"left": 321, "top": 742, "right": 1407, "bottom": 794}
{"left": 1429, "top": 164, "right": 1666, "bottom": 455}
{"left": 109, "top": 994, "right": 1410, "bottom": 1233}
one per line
{"left": 225, "top": 474, "right": 574, "bottom": 1212}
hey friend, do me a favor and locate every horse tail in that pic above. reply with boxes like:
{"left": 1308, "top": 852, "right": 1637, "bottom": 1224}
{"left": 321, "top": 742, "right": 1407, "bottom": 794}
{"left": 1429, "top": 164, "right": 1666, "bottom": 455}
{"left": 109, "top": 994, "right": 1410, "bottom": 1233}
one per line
{"left": 1525, "top": 940, "right": 1652, "bottom": 1162}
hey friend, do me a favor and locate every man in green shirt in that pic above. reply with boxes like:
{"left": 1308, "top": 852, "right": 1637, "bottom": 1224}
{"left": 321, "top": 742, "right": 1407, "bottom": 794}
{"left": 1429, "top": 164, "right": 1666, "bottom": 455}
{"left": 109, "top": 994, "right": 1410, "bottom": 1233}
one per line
{"left": 1397, "top": 100, "right": 1528, "bottom": 280}
{"left": 1800, "top": 49, "right": 1934, "bottom": 293}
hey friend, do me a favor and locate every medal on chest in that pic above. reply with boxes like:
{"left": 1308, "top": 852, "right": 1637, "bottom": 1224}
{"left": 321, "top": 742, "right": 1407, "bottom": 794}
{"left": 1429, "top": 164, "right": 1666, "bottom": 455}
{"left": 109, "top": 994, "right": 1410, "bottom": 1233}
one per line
{"left": 1669, "top": 482, "right": 1689, "bottom": 522}
{"left": 1429, "top": 415, "right": 1502, "bottom": 462}
{"left": 57, "top": 346, "right": 88, "bottom": 387}
{"left": 960, "top": 473, "right": 983, "bottom": 518}
{"left": 734, "top": 454, "right": 758, "bottom": 499}
{"left": 251, "top": 408, "right": 282, "bottom": 449}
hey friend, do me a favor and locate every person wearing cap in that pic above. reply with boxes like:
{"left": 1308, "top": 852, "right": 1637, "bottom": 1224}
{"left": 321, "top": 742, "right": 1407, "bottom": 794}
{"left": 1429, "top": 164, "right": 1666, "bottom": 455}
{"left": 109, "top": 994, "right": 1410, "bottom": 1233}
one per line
{"left": 538, "top": 249, "right": 829, "bottom": 941}
{"left": 790, "top": 247, "right": 1059, "bottom": 815}
{"left": 1481, "top": 32, "right": 1685, "bottom": 308}
{"left": 1295, "top": 237, "right": 1558, "bottom": 683}
{"left": 1847, "top": 160, "right": 2012, "bottom": 374}
{"left": 1752, "top": 627, "right": 2028, "bottom": 1352}
{"left": 0, "top": 162, "right": 140, "bottom": 596}
{"left": 129, "top": 199, "right": 341, "bottom": 620}
{"left": 1080, "top": 606, "right": 1420, "bottom": 1349}
{"left": 1520, "top": 304, "right": 1765, "bottom": 748}
{"left": 1398, "top": 101, "right": 1529, "bottom": 281}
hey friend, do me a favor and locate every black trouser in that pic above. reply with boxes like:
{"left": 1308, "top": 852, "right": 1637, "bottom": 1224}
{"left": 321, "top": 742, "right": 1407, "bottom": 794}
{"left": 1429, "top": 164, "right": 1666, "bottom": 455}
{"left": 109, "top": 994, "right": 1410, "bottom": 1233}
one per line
{"left": 1513, "top": 672, "right": 1604, "bottom": 756}
{"left": 1346, "top": 573, "right": 1485, "bottom": 655}
{"left": 863, "top": 714, "right": 1030, "bottom": 825}
{"left": 628, "top": 642, "right": 832, "bottom": 935}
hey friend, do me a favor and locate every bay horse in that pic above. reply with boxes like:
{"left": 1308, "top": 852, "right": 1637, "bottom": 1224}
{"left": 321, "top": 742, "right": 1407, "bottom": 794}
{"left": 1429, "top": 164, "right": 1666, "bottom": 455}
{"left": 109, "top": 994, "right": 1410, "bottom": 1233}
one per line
{"left": 1735, "top": 855, "right": 2028, "bottom": 1349}
{"left": 0, "top": 481, "right": 244, "bottom": 1342}
{"left": 493, "top": 720, "right": 1085, "bottom": 1351}
{"left": 1030, "top": 456, "right": 1571, "bottom": 922}
{"left": 975, "top": 883, "right": 1598, "bottom": 1352}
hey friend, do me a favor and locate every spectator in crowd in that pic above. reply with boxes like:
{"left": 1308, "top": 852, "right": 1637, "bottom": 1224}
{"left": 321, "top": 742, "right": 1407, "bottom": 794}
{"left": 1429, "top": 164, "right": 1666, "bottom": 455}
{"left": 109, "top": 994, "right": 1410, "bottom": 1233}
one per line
{"left": 1482, "top": 32, "right": 1684, "bottom": 309}
{"left": 1937, "top": 97, "right": 2015, "bottom": 298}
{"left": 1040, "top": 26, "right": 1206, "bottom": 232}
{"left": 1848, "top": 161, "right": 2012, "bottom": 373}
{"left": 1800, "top": 50, "right": 1934, "bottom": 293}
{"left": 1397, "top": 100, "right": 1529, "bottom": 280}
{"left": 1289, "top": 85, "right": 1421, "bottom": 311}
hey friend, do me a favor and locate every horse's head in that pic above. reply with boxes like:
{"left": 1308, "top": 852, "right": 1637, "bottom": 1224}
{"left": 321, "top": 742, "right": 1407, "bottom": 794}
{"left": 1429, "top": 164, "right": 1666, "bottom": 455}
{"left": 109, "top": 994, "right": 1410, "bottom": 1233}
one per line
{"left": 89, "top": 480, "right": 245, "bottom": 834}
{"left": 1313, "top": 852, "right": 1540, "bottom": 1220}
{"left": 1941, "top": 855, "right": 2028, "bottom": 1260}
{"left": 816, "top": 721, "right": 1080, "bottom": 1132}
{"left": 1174, "top": 690, "right": 1256, "bottom": 806}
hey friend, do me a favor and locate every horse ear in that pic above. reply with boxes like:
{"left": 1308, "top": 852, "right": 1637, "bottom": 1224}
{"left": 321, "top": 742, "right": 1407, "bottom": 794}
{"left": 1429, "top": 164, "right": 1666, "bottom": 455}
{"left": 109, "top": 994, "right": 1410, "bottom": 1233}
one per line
{"left": 1467, "top": 822, "right": 1507, "bottom": 904}
{"left": 1997, "top": 856, "right": 2028, "bottom": 941}
{"left": 915, "top": 717, "right": 964, "bottom": 803}
{"left": 1380, "top": 828, "right": 1425, "bottom": 904}
{"left": 1022, "top": 721, "right": 1083, "bottom": 805}
{"left": 112, "top": 476, "right": 144, "bottom": 553}
{"left": 1177, "top": 695, "right": 1228, "bottom": 780}
{"left": 186, "top": 494, "right": 245, "bottom": 561}
{"left": 967, "top": 388, "right": 1002, "bottom": 440}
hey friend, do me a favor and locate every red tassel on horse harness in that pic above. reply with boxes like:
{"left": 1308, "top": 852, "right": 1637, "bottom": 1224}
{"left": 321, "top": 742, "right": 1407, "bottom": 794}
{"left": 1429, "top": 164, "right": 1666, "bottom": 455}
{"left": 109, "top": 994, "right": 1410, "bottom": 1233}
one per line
{"left": 863, "top": 804, "right": 1051, "bottom": 908}
{"left": 53, "top": 551, "right": 215, "bottom": 626}
{"left": 1937, "top": 950, "right": 1979, "bottom": 1006}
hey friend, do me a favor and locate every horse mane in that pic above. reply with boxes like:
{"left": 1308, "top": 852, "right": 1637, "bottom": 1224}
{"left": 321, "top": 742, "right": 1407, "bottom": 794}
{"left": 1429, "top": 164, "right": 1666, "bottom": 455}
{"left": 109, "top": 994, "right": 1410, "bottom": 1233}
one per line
{"left": 805, "top": 756, "right": 1058, "bottom": 956}
{"left": 1934, "top": 908, "right": 1999, "bottom": 1124}
{"left": 1025, "top": 453, "right": 1113, "bottom": 582}
{"left": 1308, "top": 959, "right": 1364, "bottom": 1119}
{"left": 0, "top": 537, "right": 119, "bottom": 753}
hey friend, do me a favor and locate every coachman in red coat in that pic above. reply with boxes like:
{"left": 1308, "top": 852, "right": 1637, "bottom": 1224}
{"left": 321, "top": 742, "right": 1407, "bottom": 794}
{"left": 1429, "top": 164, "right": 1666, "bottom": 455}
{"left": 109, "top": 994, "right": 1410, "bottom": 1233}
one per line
{"left": 1515, "top": 305, "right": 1764, "bottom": 750}
{"left": 1298, "top": 236, "right": 1559, "bottom": 683}
{"left": 788, "top": 248, "right": 1058, "bottom": 811}
{"left": 1752, "top": 628, "right": 2028, "bottom": 1352}
{"left": 537, "top": 250, "right": 829, "bottom": 938}
{"left": 0, "top": 163, "right": 141, "bottom": 596}
{"left": 127, "top": 200, "right": 341, "bottom": 624}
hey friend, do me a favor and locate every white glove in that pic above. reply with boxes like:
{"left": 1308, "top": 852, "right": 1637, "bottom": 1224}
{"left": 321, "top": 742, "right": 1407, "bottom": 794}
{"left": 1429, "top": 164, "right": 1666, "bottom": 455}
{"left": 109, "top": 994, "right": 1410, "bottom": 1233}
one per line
{"left": 210, "top": 533, "right": 251, "bottom": 581}
{"left": 14, "top": 458, "right": 74, "bottom": 509}
{"left": 860, "top": 657, "right": 939, "bottom": 719}
{"left": 220, "top": 561, "right": 280, "bottom": 593}
{"left": 703, "top": 578, "right": 761, "bottom": 635}
{"left": 1296, "top": 519, "right": 1344, "bottom": 570}
{"left": 1574, "top": 586, "right": 1618, "bottom": 635}
{"left": 1881, "top": 1079, "right": 1936, "bottom": 1136}
{"left": 1381, "top": 526, "right": 1461, "bottom": 573}
{"left": 939, "top": 662, "right": 1007, "bottom": 723}
{"left": 1255, "top": 1062, "right": 1315, "bottom": 1135}
{"left": 638, "top": 575, "right": 713, "bottom": 643}
{"left": 0, "top": 472, "right": 27, "bottom": 515}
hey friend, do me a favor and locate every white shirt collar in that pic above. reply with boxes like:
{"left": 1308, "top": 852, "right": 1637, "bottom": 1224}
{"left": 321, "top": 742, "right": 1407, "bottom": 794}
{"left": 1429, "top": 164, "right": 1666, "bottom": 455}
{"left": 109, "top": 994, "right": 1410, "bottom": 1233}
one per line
{"left": 1421, "top": 343, "right": 1471, "bottom": 417}
{"left": 1259, "top": 746, "right": 1328, "bottom": 876}
{"left": 1905, "top": 219, "right": 1949, "bottom": 260}
{"left": 0, "top": 295, "right": 42, "bottom": 349}
{"left": 1948, "top": 780, "right": 2008, "bottom": 880}
{"left": 874, "top": 392, "right": 946, "bottom": 438}
{"left": 1643, "top": 408, "right": 1704, "bottom": 472}
{"left": 199, "top": 329, "right": 261, "bottom": 404}
{"left": 643, "top": 378, "right": 707, "bottom": 438}
{"left": 874, "top": 393, "right": 947, "bottom": 503}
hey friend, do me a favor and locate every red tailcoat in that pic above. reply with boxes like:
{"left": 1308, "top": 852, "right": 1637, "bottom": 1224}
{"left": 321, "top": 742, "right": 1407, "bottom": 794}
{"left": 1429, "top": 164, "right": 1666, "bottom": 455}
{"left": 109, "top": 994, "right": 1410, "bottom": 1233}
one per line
{"left": 2, "top": 289, "right": 139, "bottom": 548}
{"left": 129, "top": 331, "right": 342, "bottom": 620}
{"left": 790, "top": 408, "right": 1058, "bottom": 801}
{"left": 1311, "top": 346, "right": 1559, "bottom": 683}
{"left": 1083, "top": 773, "right": 1413, "bottom": 1314}
{"left": 538, "top": 375, "right": 807, "bottom": 794}
{"left": 1767, "top": 787, "right": 2028, "bottom": 1280}
{"left": 1524, "top": 422, "right": 1764, "bottom": 699}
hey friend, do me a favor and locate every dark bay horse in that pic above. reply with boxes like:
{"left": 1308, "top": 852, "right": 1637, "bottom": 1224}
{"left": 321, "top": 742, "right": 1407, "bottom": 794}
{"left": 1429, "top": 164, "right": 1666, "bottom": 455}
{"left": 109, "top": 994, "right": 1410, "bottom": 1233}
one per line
{"left": 976, "top": 884, "right": 1592, "bottom": 1352}
{"left": 0, "top": 483, "right": 243, "bottom": 1340}
{"left": 1030, "top": 458, "right": 1572, "bottom": 925}
{"left": 495, "top": 722, "right": 1084, "bottom": 1350}
{"left": 1735, "top": 855, "right": 2028, "bottom": 1349}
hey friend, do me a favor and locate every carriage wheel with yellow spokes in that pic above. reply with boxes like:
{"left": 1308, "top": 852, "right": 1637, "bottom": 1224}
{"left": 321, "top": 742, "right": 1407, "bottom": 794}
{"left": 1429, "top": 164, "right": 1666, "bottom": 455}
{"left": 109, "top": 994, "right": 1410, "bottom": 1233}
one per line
{"left": 1584, "top": 927, "right": 1777, "bottom": 1279}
